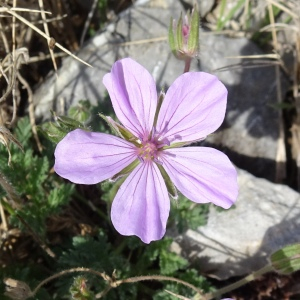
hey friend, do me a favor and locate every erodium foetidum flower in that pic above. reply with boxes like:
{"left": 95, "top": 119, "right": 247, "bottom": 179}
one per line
{"left": 54, "top": 58, "right": 238, "bottom": 243}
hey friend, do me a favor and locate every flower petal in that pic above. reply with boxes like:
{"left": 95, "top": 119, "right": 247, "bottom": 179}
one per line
{"left": 161, "top": 147, "right": 238, "bottom": 209}
{"left": 111, "top": 162, "right": 170, "bottom": 243}
{"left": 103, "top": 58, "right": 157, "bottom": 140}
{"left": 54, "top": 129, "right": 137, "bottom": 184}
{"left": 156, "top": 72, "right": 227, "bottom": 144}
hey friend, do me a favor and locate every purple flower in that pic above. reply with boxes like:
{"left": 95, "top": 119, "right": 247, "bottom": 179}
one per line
{"left": 54, "top": 58, "right": 238, "bottom": 243}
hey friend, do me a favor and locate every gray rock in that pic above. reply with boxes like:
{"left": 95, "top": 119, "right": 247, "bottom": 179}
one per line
{"left": 170, "top": 168, "right": 300, "bottom": 280}
{"left": 199, "top": 34, "right": 284, "bottom": 181}
{"left": 33, "top": 0, "right": 286, "bottom": 180}
{"left": 180, "top": 0, "right": 214, "bottom": 17}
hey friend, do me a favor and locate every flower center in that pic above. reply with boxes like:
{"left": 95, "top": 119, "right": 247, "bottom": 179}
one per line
{"left": 137, "top": 140, "right": 159, "bottom": 162}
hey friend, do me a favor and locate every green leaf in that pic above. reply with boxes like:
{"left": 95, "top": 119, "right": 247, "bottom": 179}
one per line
{"left": 54, "top": 115, "right": 86, "bottom": 130}
{"left": 157, "top": 164, "right": 177, "bottom": 199}
{"left": 176, "top": 13, "right": 183, "bottom": 51}
{"left": 68, "top": 100, "right": 91, "bottom": 123}
{"left": 216, "top": 0, "right": 245, "bottom": 31}
{"left": 111, "top": 159, "right": 140, "bottom": 182}
{"left": 47, "top": 184, "right": 74, "bottom": 213}
{"left": 168, "top": 17, "right": 176, "bottom": 53}
{"left": 270, "top": 243, "right": 300, "bottom": 274}
{"left": 39, "top": 111, "right": 89, "bottom": 144}
{"left": 99, "top": 114, "right": 138, "bottom": 144}
{"left": 14, "top": 117, "right": 32, "bottom": 145}
{"left": 153, "top": 92, "right": 165, "bottom": 128}
{"left": 169, "top": 194, "right": 209, "bottom": 233}
{"left": 38, "top": 121, "right": 69, "bottom": 144}
{"left": 159, "top": 246, "right": 188, "bottom": 275}
{"left": 187, "top": 5, "right": 199, "bottom": 54}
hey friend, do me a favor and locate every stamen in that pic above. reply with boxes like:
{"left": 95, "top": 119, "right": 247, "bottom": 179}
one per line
{"left": 153, "top": 157, "right": 163, "bottom": 165}
{"left": 157, "top": 137, "right": 170, "bottom": 148}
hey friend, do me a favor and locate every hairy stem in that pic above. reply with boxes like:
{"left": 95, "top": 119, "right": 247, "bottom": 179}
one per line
{"left": 117, "top": 275, "right": 203, "bottom": 296}
{"left": 183, "top": 57, "right": 192, "bottom": 73}
{"left": 200, "top": 264, "right": 273, "bottom": 300}
{"left": 31, "top": 267, "right": 107, "bottom": 297}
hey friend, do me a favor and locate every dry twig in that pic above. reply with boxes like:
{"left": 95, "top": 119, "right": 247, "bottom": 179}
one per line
{"left": 267, "top": 1, "right": 286, "bottom": 183}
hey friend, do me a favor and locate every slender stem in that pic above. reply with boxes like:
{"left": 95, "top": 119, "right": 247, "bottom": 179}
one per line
{"left": 31, "top": 267, "right": 107, "bottom": 297}
{"left": 153, "top": 91, "right": 165, "bottom": 129}
{"left": 200, "top": 264, "right": 273, "bottom": 300}
{"left": 183, "top": 57, "right": 192, "bottom": 73}
{"left": 116, "top": 275, "right": 204, "bottom": 296}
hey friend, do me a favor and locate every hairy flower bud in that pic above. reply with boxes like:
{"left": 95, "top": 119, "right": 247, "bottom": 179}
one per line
{"left": 70, "top": 276, "right": 95, "bottom": 300}
{"left": 168, "top": 5, "right": 199, "bottom": 60}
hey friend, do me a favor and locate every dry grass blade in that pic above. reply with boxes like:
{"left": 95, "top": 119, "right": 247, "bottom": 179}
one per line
{"left": 266, "top": 0, "right": 299, "bottom": 20}
{"left": 38, "top": 0, "right": 58, "bottom": 72}
{"left": 27, "top": 52, "right": 67, "bottom": 63}
{"left": 17, "top": 72, "right": 43, "bottom": 152}
{"left": 267, "top": 2, "right": 286, "bottom": 183}
{"left": 0, "top": 48, "right": 28, "bottom": 103}
{"left": 225, "top": 53, "right": 280, "bottom": 59}
{"left": 260, "top": 23, "right": 299, "bottom": 33}
{"left": 0, "top": 175, "right": 22, "bottom": 208}
{"left": 242, "top": 0, "right": 250, "bottom": 30}
{"left": 11, "top": 0, "right": 17, "bottom": 126}
{"left": 0, "top": 198, "right": 8, "bottom": 230}
{"left": 0, "top": 20, "right": 9, "bottom": 52}
{"left": 0, "top": 48, "right": 28, "bottom": 128}
{"left": 115, "top": 36, "right": 167, "bottom": 46}
{"left": 0, "top": 125, "right": 23, "bottom": 165}
{"left": 15, "top": 212, "right": 56, "bottom": 258}
{"left": 31, "top": 13, "right": 67, "bottom": 25}
{"left": 0, "top": 6, "right": 52, "bottom": 14}
{"left": 0, "top": 3, "right": 92, "bottom": 68}
{"left": 80, "top": 0, "right": 98, "bottom": 46}
{"left": 213, "top": 60, "right": 281, "bottom": 73}
{"left": 164, "top": 289, "right": 192, "bottom": 300}
{"left": 291, "top": 123, "right": 300, "bottom": 188}
{"left": 288, "top": 0, "right": 300, "bottom": 189}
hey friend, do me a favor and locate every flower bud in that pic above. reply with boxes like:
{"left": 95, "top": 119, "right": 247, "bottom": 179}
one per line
{"left": 168, "top": 5, "right": 199, "bottom": 60}
{"left": 70, "top": 276, "right": 94, "bottom": 300}
{"left": 4, "top": 278, "right": 32, "bottom": 300}
{"left": 38, "top": 110, "right": 88, "bottom": 144}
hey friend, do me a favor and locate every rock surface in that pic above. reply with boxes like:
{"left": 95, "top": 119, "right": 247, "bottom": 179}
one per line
{"left": 198, "top": 34, "right": 283, "bottom": 181}
{"left": 170, "top": 168, "right": 300, "bottom": 280}
{"left": 181, "top": 0, "right": 215, "bottom": 17}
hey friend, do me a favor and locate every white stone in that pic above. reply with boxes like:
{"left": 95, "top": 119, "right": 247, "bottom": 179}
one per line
{"left": 171, "top": 169, "right": 300, "bottom": 279}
